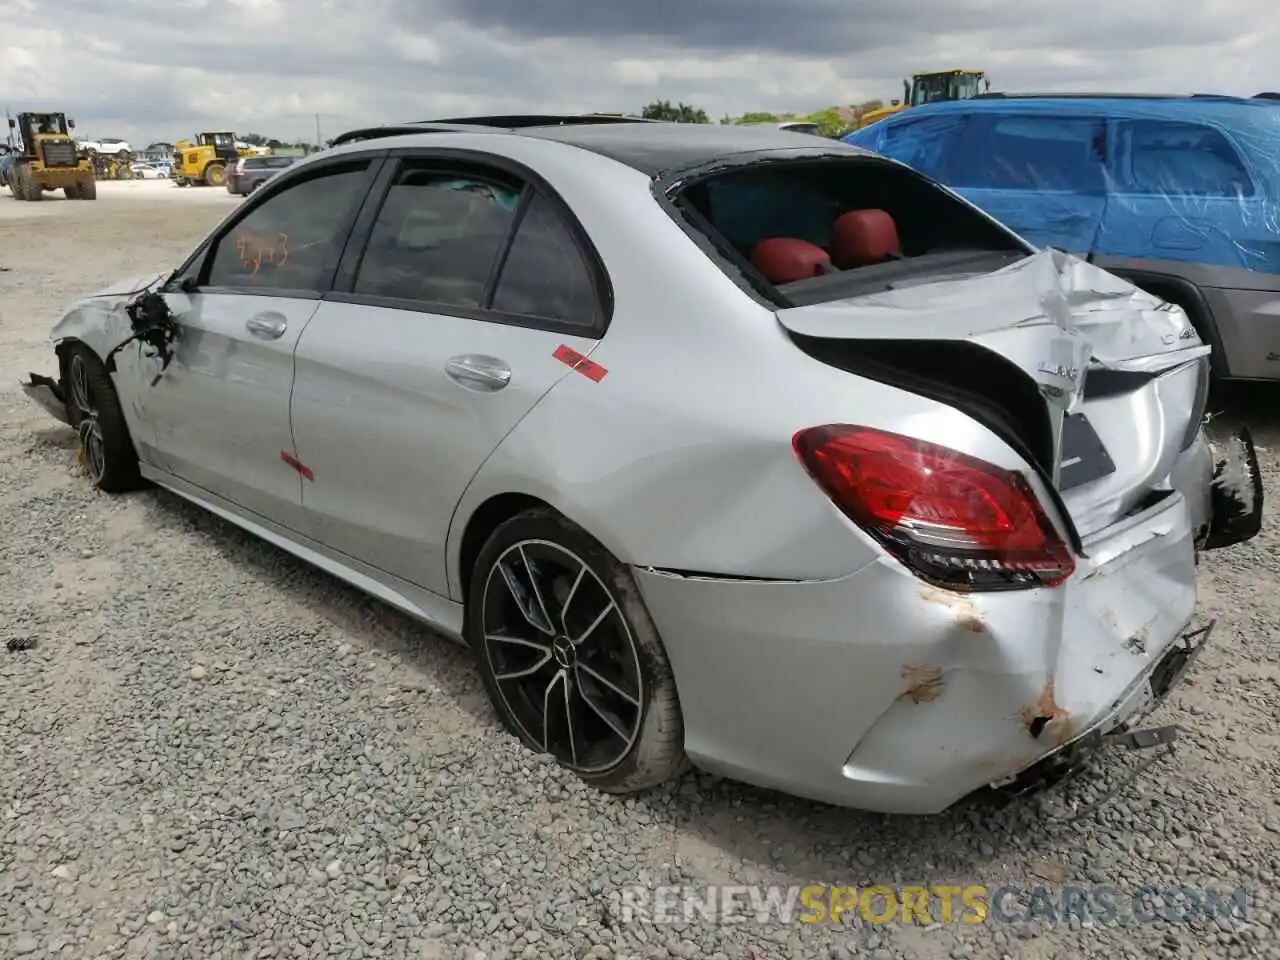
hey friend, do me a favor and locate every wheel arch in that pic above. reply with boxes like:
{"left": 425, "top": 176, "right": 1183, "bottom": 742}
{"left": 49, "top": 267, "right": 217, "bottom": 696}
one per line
{"left": 450, "top": 490, "right": 635, "bottom": 616}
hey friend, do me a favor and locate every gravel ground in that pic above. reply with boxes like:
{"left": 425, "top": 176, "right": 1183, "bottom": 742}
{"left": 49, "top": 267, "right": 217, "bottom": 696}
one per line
{"left": 1, "top": 180, "right": 1278, "bottom": 960}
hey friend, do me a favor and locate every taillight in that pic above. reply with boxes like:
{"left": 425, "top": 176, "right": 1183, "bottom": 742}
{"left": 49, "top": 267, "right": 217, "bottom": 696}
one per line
{"left": 793, "top": 425, "right": 1075, "bottom": 591}
{"left": 234, "top": 160, "right": 245, "bottom": 174}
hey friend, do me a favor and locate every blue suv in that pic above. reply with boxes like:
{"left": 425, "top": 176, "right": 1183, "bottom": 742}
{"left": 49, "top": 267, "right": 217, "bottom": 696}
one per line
{"left": 845, "top": 94, "right": 1280, "bottom": 381}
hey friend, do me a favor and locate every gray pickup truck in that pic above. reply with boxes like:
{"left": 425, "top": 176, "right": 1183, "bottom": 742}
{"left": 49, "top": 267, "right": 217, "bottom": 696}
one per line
{"left": 225, "top": 155, "right": 297, "bottom": 196}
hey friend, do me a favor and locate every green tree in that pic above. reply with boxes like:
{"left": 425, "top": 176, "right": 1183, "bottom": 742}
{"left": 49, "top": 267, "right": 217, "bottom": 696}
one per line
{"left": 733, "top": 111, "right": 781, "bottom": 125}
{"left": 640, "top": 100, "right": 710, "bottom": 123}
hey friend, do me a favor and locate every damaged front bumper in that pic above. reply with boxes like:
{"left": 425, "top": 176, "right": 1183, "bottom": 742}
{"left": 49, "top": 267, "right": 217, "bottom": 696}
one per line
{"left": 20, "top": 371, "right": 70, "bottom": 426}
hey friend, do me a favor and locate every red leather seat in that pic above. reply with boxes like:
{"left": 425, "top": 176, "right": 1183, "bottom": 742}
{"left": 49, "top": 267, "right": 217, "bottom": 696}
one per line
{"left": 750, "top": 238, "right": 832, "bottom": 284}
{"left": 830, "top": 209, "right": 900, "bottom": 267}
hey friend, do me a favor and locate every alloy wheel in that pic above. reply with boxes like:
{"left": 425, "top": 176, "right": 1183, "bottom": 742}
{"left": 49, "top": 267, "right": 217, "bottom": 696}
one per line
{"left": 481, "top": 540, "right": 644, "bottom": 773}
{"left": 68, "top": 354, "right": 106, "bottom": 484}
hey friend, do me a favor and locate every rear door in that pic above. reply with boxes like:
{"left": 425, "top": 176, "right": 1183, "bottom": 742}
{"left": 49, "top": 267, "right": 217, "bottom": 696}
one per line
{"left": 944, "top": 112, "right": 1110, "bottom": 255}
{"left": 289, "top": 152, "right": 607, "bottom": 596}
{"left": 145, "top": 154, "right": 382, "bottom": 528}
{"left": 1098, "top": 117, "right": 1264, "bottom": 267}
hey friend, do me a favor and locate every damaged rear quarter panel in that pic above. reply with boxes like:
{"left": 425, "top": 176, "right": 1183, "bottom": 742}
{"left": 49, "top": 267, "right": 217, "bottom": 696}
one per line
{"left": 629, "top": 486, "right": 1199, "bottom": 814}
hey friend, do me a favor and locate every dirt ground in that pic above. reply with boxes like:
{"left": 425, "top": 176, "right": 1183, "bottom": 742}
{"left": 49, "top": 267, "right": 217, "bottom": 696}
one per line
{"left": 1, "top": 180, "right": 1278, "bottom": 960}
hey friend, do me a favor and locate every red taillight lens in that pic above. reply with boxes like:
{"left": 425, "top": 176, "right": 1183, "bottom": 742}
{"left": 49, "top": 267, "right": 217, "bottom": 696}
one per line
{"left": 793, "top": 425, "right": 1075, "bottom": 590}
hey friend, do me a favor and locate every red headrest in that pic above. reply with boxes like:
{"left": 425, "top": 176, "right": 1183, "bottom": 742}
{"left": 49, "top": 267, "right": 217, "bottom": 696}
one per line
{"left": 750, "top": 238, "right": 832, "bottom": 284}
{"left": 831, "top": 209, "right": 900, "bottom": 267}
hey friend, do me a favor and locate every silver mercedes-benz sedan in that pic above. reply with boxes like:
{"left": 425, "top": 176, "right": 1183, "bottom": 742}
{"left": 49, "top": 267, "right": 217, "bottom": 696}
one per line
{"left": 21, "top": 116, "right": 1263, "bottom": 815}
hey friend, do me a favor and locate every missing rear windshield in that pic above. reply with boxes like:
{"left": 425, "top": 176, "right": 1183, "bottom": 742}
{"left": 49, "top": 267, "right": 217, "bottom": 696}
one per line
{"left": 672, "top": 156, "right": 1031, "bottom": 306}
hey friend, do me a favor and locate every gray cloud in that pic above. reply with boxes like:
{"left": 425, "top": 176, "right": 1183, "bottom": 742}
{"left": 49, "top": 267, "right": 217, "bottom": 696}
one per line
{"left": 1, "top": 0, "right": 1274, "bottom": 146}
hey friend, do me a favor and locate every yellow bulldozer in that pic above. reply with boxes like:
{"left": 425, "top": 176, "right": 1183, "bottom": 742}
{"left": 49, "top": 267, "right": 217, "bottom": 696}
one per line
{"left": 1, "top": 111, "right": 97, "bottom": 200}
{"left": 171, "top": 131, "right": 248, "bottom": 187}
{"left": 857, "top": 69, "right": 991, "bottom": 129}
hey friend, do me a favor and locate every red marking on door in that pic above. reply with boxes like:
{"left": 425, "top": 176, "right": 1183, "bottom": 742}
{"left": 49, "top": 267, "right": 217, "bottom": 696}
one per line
{"left": 553, "top": 344, "right": 607, "bottom": 382}
{"left": 280, "top": 450, "right": 315, "bottom": 482}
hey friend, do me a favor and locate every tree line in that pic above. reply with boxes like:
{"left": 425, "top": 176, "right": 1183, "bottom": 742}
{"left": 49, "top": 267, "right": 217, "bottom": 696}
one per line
{"left": 638, "top": 99, "right": 885, "bottom": 137}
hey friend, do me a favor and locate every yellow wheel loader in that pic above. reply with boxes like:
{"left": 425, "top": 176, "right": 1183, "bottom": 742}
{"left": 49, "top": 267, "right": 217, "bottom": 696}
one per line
{"left": 170, "top": 131, "right": 242, "bottom": 187}
{"left": 2, "top": 112, "right": 97, "bottom": 200}
{"left": 857, "top": 69, "right": 991, "bottom": 129}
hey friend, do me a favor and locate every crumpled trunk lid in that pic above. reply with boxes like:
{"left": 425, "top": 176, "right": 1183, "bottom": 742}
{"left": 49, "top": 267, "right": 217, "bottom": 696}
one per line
{"left": 775, "top": 248, "right": 1212, "bottom": 538}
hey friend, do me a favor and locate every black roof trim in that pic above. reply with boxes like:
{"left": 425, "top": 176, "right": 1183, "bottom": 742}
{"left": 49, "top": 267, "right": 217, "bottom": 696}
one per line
{"left": 330, "top": 122, "right": 499, "bottom": 146}
{"left": 974, "top": 91, "right": 1246, "bottom": 101}
{"left": 425, "top": 114, "right": 657, "bottom": 128}
{"left": 329, "top": 114, "right": 658, "bottom": 148}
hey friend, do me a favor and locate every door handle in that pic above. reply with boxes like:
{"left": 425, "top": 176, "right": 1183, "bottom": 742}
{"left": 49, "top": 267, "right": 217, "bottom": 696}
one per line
{"left": 245, "top": 312, "right": 288, "bottom": 339}
{"left": 445, "top": 354, "right": 511, "bottom": 392}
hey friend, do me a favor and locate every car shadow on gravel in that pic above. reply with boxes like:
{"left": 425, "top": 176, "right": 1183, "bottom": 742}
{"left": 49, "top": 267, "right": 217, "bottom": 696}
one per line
{"left": 1210, "top": 380, "right": 1280, "bottom": 445}
{"left": 135, "top": 487, "right": 500, "bottom": 726}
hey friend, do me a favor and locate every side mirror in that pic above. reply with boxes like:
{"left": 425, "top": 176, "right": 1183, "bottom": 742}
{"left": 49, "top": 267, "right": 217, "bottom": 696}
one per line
{"left": 984, "top": 78, "right": 991, "bottom": 92}
{"left": 7, "top": 118, "right": 14, "bottom": 129}
{"left": 903, "top": 79, "right": 911, "bottom": 102}
{"left": 68, "top": 118, "right": 75, "bottom": 129}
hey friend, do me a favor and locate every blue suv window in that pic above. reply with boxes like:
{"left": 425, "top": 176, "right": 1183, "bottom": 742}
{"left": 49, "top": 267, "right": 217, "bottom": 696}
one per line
{"left": 949, "top": 114, "right": 1107, "bottom": 193}
{"left": 1115, "top": 120, "right": 1254, "bottom": 198}
{"left": 866, "top": 112, "right": 969, "bottom": 177}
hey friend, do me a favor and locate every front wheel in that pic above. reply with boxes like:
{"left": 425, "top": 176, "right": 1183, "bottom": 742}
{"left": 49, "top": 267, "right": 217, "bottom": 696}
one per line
{"left": 467, "top": 509, "right": 687, "bottom": 794}
{"left": 63, "top": 344, "right": 143, "bottom": 493}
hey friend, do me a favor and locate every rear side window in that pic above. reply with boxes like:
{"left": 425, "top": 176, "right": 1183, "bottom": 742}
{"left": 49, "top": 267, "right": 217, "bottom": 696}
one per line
{"left": 353, "top": 164, "right": 521, "bottom": 307}
{"left": 948, "top": 114, "right": 1107, "bottom": 193}
{"left": 491, "top": 194, "right": 598, "bottom": 327}
{"left": 1116, "top": 120, "right": 1254, "bottom": 198}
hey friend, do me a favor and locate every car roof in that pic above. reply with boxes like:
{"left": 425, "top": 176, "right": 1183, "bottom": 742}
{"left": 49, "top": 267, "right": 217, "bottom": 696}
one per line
{"left": 331, "top": 117, "right": 867, "bottom": 176}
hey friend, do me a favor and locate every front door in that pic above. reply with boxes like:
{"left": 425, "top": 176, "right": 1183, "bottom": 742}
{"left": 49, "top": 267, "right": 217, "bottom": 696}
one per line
{"left": 289, "top": 157, "right": 607, "bottom": 596}
{"left": 945, "top": 112, "right": 1109, "bottom": 256}
{"left": 146, "top": 155, "right": 382, "bottom": 528}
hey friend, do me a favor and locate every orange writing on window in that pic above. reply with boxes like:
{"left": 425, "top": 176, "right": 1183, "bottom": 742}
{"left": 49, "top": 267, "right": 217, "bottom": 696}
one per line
{"left": 234, "top": 231, "right": 290, "bottom": 276}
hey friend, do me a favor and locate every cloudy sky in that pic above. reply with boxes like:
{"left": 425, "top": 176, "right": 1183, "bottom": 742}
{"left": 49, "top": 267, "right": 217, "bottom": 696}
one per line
{"left": 1, "top": 0, "right": 1275, "bottom": 146}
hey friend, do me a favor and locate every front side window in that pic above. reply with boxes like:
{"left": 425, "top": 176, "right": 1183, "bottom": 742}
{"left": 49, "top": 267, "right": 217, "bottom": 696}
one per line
{"left": 1117, "top": 119, "right": 1254, "bottom": 198}
{"left": 203, "top": 160, "right": 372, "bottom": 292}
{"left": 948, "top": 114, "right": 1107, "bottom": 193}
{"left": 353, "top": 163, "right": 521, "bottom": 307}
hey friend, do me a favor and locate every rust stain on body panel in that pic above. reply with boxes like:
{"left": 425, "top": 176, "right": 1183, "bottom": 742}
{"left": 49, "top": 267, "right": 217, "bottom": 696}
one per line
{"left": 919, "top": 586, "right": 985, "bottom": 633}
{"left": 1021, "top": 681, "right": 1076, "bottom": 745}
{"left": 898, "top": 664, "right": 945, "bottom": 703}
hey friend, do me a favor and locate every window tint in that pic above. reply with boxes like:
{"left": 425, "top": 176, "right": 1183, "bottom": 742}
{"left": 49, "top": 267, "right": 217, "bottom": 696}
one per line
{"left": 949, "top": 115, "right": 1107, "bottom": 192}
{"left": 491, "top": 195, "right": 598, "bottom": 327}
{"left": 205, "top": 161, "right": 371, "bottom": 292}
{"left": 354, "top": 164, "right": 521, "bottom": 307}
{"left": 1117, "top": 120, "right": 1253, "bottom": 198}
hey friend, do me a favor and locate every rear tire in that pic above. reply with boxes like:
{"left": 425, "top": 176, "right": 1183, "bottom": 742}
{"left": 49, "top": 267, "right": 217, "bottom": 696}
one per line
{"left": 78, "top": 178, "right": 97, "bottom": 200}
{"left": 203, "top": 163, "right": 225, "bottom": 187}
{"left": 63, "top": 182, "right": 80, "bottom": 199}
{"left": 62, "top": 344, "right": 143, "bottom": 493}
{"left": 467, "top": 509, "right": 687, "bottom": 795}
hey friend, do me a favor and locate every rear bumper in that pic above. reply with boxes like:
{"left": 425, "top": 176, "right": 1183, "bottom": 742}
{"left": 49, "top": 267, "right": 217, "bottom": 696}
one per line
{"left": 21, "top": 372, "right": 70, "bottom": 425}
{"left": 634, "top": 488, "right": 1206, "bottom": 815}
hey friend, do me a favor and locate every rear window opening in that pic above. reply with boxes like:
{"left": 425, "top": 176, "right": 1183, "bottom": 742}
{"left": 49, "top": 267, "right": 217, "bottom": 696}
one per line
{"left": 672, "top": 156, "right": 1032, "bottom": 305}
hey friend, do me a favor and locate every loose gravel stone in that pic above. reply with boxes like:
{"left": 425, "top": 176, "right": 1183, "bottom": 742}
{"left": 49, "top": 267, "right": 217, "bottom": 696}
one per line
{"left": 2, "top": 182, "right": 1278, "bottom": 960}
